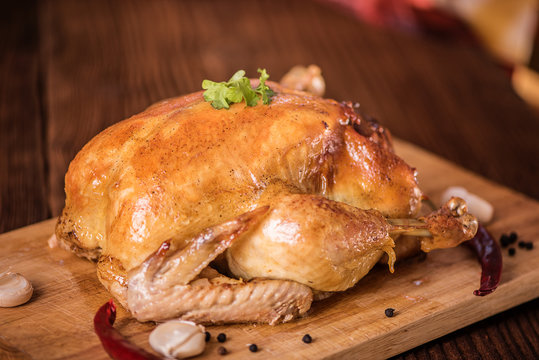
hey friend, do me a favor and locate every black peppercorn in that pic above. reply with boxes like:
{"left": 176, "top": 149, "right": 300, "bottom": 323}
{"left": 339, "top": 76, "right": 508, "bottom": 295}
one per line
{"left": 526, "top": 242, "right": 534, "bottom": 250}
{"left": 385, "top": 308, "right": 395, "bottom": 317}
{"left": 518, "top": 241, "right": 526, "bottom": 248}
{"left": 509, "top": 232, "right": 518, "bottom": 243}
{"left": 249, "top": 344, "right": 258, "bottom": 352}
{"left": 217, "top": 346, "right": 227, "bottom": 355}
{"left": 508, "top": 248, "right": 516, "bottom": 256}
{"left": 500, "top": 234, "right": 510, "bottom": 248}
{"left": 217, "top": 333, "right": 227, "bottom": 343}
{"left": 205, "top": 331, "right": 211, "bottom": 342}
{"left": 302, "top": 334, "right": 312, "bottom": 344}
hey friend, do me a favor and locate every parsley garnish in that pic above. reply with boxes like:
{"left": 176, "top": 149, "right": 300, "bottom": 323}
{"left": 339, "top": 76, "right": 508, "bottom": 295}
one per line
{"left": 202, "top": 69, "right": 274, "bottom": 110}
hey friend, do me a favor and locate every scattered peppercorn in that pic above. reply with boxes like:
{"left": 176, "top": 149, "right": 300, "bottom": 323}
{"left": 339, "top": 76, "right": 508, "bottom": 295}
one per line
{"left": 385, "top": 308, "right": 395, "bottom": 317}
{"left": 302, "top": 334, "right": 312, "bottom": 344}
{"left": 526, "top": 242, "right": 534, "bottom": 250}
{"left": 249, "top": 344, "right": 258, "bottom": 353}
{"left": 205, "top": 331, "right": 211, "bottom": 342}
{"left": 500, "top": 234, "right": 510, "bottom": 248}
{"left": 217, "top": 333, "right": 227, "bottom": 343}
{"left": 217, "top": 346, "right": 227, "bottom": 355}
{"left": 518, "top": 241, "right": 527, "bottom": 248}
{"left": 508, "top": 248, "right": 516, "bottom": 256}
{"left": 509, "top": 232, "right": 518, "bottom": 243}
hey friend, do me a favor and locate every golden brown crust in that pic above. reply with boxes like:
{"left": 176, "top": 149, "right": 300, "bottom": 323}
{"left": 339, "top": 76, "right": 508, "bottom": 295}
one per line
{"left": 56, "top": 82, "right": 421, "bottom": 272}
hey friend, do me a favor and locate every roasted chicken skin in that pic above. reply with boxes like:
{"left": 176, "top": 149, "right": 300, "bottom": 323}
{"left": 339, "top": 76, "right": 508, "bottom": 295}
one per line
{"left": 55, "top": 81, "right": 476, "bottom": 325}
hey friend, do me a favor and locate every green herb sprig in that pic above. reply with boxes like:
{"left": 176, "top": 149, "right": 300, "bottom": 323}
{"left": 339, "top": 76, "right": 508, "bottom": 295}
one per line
{"left": 202, "top": 69, "right": 274, "bottom": 110}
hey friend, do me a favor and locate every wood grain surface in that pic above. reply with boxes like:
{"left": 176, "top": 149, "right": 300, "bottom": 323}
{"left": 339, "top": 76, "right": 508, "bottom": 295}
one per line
{"left": 1, "top": 139, "right": 539, "bottom": 360}
{"left": 1, "top": 0, "right": 538, "bottom": 359}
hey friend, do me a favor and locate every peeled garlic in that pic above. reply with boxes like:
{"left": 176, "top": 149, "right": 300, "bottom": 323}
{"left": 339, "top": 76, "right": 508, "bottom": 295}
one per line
{"left": 440, "top": 186, "right": 494, "bottom": 224}
{"left": 149, "top": 320, "right": 206, "bottom": 359}
{"left": 0, "top": 271, "right": 33, "bottom": 307}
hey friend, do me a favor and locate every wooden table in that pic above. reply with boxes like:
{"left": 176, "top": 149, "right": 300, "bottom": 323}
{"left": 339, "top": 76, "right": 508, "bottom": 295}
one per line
{"left": 2, "top": 0, "right": 538, "bottom": 358}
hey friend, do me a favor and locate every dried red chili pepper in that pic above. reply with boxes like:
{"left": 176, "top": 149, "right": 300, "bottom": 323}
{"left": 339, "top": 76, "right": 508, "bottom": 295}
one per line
{"left": 465, "top": 223, "right": 502, "bottom": 296}
{"left": 94, "top": 299, "right": 161, "bottom": 360}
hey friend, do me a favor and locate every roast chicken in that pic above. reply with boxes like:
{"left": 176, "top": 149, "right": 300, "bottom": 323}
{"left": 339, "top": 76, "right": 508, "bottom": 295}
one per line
{"left": 55, "top": 79, "right": 478, "bottom": 325}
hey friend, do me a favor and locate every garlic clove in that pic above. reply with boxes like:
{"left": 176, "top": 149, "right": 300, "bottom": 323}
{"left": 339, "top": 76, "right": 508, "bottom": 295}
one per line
{"left": 149, "top": 320, "right": 206, "bottom": 359}
{"left": 48, "top": 234, "right": 58, "bottom": 248}
{"left": 441, "top": 186, "right": 494, "bottom": 224}
{"left": 280, "top": 65, "right": 326, "bottom": 97}
{"left": 0, "top": 272, "right": 33, "bottom": 307}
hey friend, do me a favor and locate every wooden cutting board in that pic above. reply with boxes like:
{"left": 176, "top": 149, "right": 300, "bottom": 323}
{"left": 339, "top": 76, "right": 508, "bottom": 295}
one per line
{"left": 1, "top": 139, "right": 538, "bottom": 360}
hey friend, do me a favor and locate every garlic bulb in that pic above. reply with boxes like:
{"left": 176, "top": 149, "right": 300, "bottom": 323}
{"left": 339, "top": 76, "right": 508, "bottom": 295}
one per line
{"left": 149, "top": 320, "right": 206, "bottom": 359}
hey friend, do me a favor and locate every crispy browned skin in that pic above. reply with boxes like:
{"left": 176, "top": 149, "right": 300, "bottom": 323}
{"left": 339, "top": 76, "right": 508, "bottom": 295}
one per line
{"left": 55, "top": 82, "right": 436, "bottom": 324}
{"left": 56, "top": 82, "right": 421, "bottom": 271}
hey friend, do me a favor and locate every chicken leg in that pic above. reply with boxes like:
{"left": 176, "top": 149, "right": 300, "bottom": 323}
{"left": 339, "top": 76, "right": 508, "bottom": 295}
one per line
{"left": 120, "top": 196, "right": 476, "bottom": 324}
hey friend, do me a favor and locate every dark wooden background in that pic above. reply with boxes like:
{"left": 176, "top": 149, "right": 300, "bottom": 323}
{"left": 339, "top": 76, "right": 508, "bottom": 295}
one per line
{"left": 1, "top": 0, "right": 538, "bottom": 358}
